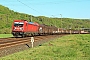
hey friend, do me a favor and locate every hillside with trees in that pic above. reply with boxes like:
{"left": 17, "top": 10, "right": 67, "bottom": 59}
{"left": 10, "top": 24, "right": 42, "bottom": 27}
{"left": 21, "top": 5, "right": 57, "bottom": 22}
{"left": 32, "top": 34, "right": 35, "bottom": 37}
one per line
{"left": 0, "top": 5, "right": 90, "bottom": 34}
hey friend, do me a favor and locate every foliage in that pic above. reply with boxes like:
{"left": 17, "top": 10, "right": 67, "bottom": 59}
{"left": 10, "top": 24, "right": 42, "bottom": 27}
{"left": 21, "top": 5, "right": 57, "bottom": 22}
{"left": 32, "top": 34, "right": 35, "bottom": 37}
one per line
{"left": 0, "top": 5, "right": 90, "bottom": 34}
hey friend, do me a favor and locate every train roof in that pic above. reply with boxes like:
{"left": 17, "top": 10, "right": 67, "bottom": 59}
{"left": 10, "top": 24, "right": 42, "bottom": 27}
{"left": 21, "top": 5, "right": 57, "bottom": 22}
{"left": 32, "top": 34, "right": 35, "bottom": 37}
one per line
{"left": 28, "top": 22, "right": 39, "bottom": 26}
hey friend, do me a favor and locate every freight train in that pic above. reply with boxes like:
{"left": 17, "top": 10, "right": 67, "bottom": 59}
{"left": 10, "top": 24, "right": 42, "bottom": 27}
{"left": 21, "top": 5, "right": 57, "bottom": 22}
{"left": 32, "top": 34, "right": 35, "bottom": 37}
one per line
{"left": 12, "top": 20, "right": 89, "bottom": 37}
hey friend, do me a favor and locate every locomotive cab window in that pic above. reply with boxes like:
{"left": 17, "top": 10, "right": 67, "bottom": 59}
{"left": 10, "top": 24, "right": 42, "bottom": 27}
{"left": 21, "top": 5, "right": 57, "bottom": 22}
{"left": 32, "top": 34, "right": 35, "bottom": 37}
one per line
{"left": 14, "top": 22, "right": 24, "bottom": 27}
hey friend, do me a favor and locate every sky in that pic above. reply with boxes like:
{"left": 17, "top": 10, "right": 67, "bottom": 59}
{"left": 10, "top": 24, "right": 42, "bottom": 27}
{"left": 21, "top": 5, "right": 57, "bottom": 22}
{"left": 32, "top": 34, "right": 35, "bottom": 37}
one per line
{"left": 0, "top": 0, "right": 90, "bottom": 19}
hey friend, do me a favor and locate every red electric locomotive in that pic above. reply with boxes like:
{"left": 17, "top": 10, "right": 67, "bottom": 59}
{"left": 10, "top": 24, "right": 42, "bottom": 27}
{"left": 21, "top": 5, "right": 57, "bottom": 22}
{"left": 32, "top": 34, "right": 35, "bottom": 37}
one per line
{"left": 12, "top": 20, "right": 39, "bottom": 37}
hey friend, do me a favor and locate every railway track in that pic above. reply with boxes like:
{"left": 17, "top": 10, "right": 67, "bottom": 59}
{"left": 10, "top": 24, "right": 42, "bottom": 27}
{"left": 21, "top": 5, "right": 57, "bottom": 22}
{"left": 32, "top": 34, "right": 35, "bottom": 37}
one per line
{"left": 0, "top": 34, "right": 63, "bottom": 50}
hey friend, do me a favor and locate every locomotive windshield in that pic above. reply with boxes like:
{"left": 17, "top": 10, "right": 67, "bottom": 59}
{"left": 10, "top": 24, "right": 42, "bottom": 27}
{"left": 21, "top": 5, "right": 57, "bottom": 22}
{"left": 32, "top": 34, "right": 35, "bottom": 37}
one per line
{"left": 14, "top": 22, "right": 24, "bottom": 27}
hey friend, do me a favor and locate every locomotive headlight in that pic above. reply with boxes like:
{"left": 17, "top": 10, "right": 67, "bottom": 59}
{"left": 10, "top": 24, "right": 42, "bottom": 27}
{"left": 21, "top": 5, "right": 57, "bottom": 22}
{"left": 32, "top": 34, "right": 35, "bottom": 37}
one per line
{"left": 14, "top": 27, "right": 16, "bottom": 30}
{"left": 20, "top": 28, "right": 23, "bottom": 30}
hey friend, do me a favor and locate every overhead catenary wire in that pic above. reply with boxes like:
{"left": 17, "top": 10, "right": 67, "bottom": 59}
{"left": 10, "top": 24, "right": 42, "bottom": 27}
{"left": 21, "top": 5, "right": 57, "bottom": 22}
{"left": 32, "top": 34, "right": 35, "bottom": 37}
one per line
{"left": 16, "top": 0, "right": 43, "bottom": 15}
{"left": 16, "top": 0, "right": 55, "bottom": 18}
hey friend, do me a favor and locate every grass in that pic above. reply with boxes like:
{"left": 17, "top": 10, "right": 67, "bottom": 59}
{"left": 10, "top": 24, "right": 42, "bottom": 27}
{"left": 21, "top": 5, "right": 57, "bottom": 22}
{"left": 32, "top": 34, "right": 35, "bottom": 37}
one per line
{"left": 0, "top": 34, "right": 13, "bottom": 38}
{"left": 0, "top": 34, "right": 90, "bottom": 60}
